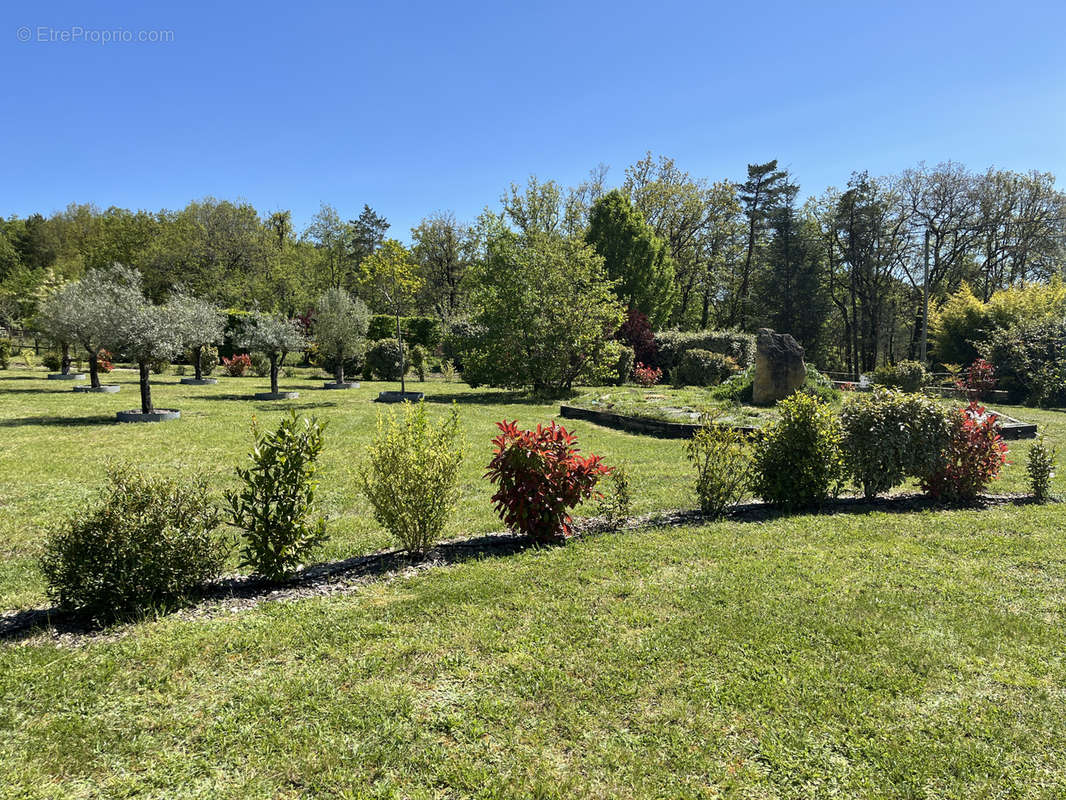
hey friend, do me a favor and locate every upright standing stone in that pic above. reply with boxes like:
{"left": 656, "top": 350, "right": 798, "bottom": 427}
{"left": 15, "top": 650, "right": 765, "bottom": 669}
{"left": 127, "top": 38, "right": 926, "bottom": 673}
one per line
{"left": 753, "top": 328, "right": 806, "bottom": 405}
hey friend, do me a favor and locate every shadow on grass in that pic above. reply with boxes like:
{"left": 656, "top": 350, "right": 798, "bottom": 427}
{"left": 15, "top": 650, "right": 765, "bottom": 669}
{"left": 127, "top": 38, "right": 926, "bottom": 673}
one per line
{"left": 0, "top": 388, "right": 75, "bottom": 394}
{"left": 422, "top": 390, "right": 552, "bottom": 406}
{"left": 0, "top": 414, "right": 116, "bottom": 428}
{"left": 1, "top": 492, "right": 1048, "bottom": 644}
{"left": 0, "top": 375, "right": 59, "bottom": 382}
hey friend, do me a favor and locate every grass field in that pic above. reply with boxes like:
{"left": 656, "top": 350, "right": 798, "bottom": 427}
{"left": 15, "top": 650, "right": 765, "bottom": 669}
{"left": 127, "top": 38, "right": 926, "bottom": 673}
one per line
{"left": 2, "top": 367, "right": 1066, "bottom": 798}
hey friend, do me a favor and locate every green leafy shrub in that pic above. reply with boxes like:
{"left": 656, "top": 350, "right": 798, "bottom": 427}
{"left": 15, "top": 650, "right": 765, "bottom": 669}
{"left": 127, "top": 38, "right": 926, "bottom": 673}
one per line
{"left": 1026, "top": 437, "right": 1057, "bottom": 503}
{"left": 751, "top": 394, "right": 844, "bottom": 511}
{"left": 150, "top": 358, "right": 170, "bottom": 375}
{"left": 593, "top": 465, "right": 632, "bottom": 531}
{"left": 409, "top": 344, "right": 428, "bottom": 381}
{"left": 39, "top": 467, "right": 228, "bottom": 621}
{"left": 0, "top": 338, "right": 11, "bottom": 368}
{"left": 188, "top": 344, "right": 219, "bottom": 377}
{"left": 800, "top": 365, "right": 841, "bottom": 403}
{"left": 366, "top": 338, "right": 408, "bottom": 381}
{"left": 872, "top": 360, "right": 929, "bottom": 393}
{"left": 982, "top": 318, "right": 1066, "bottom": 406}
{"left": 359, "top": 402, "right": 464, "bottom": 555}
{"left": 686, "top": 424, "right": 750, "bottom": 518}
{"left": 709, "top": 365, "right": 755, "bottom": 402}
{"left": 42, "top": 351, "right": 62, "bottom": 372}
{"left": 249, "top": 351, "right": 270, "bottom": 378}
{"left": 227, "top": 412, "right": 328, "bottom": 581}
{"left": 840, "top": 389, "right": 953, "bottom": 498}
{"left": 440, "top": 359, "right": 457, "bottom": 382}
{"left": 675, "top": 349, "right": 738, "bottom": 387}
{"left": 920, "top": 403, "right": 1009, "bottom": 503}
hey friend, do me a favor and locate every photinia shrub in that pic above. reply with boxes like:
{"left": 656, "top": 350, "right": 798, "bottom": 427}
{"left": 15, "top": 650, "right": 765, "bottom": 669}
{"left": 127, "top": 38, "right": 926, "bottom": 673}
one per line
{"left": 222, "top": 353, "right": 252, "bottom": 377}
{"left": 958, "top": 358, "right": 996, "bottom": 400}
{"left": 97, "top": 349, "right": 114, "bottom": 373}
{"left": 633, "top": 363, "right": 662, "bottom": 387}
{"left": 485, "top": 420, "right": 611, "bottom": 542}
{"left": 921, "top": 402, "right": 1009, "bottom": 503}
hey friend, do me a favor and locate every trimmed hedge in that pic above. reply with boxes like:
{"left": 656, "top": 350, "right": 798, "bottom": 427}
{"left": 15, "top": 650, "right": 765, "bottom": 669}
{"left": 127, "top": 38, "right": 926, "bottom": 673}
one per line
{"left": 675, "top": 349, "right": 739, "bottom": 386}
{"left": 653, "top": 330, "right": 756, "bottom": 374}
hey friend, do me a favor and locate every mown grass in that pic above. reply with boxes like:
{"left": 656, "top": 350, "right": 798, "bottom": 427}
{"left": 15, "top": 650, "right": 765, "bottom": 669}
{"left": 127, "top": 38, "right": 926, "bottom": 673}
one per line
{"left": 1, "top": 366, "right": 1065, "bottom": 798}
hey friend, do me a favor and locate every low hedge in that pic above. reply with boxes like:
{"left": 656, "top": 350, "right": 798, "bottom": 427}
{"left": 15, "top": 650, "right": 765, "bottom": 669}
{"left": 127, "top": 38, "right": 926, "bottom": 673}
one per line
{"left": 653, "top": 330, "right": 756, "bottom": 374}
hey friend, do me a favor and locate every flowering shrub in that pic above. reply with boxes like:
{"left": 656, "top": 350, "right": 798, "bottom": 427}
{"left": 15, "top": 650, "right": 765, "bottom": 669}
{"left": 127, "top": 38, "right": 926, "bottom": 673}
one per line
{"left": 921, "top": 403, "right": 1009, "bottom": 503}
{"left": 97, "top": 349, "right": 114, "bottom": 373}
{"left": 633, "top": 363, "right": 662, "bottom": 387}
{"left": 958, "top": 358, "right": 996, "bottom": 400}
{"left": 222, "top": 353, "right": 252, "bottom": 377}
{"left": 485, "top": 420, "right": 611, "bottom": 542}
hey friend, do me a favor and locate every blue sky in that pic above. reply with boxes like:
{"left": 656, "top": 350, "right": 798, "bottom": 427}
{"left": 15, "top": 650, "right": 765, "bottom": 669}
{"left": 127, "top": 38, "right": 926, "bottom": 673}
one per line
{"left": 2, "top": 0, "right": 1065, "bottom": 239}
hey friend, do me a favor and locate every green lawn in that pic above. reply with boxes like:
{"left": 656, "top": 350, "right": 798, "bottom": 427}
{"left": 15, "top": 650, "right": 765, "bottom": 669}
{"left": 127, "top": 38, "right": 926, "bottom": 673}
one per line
{"left": 2, "top": 367, "right": 1065, "bottom": 798}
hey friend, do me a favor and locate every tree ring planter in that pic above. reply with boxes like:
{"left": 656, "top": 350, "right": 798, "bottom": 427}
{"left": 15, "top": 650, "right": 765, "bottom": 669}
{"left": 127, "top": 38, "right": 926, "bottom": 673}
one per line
{"left": 73, "top": 384, "right": 121, "bottom": 393}
{"left": 254, "top": 391, "right": 299, "bottom": 400}
{"left": 375, "top": 391, "right": 425, "bottom": 403}
{"left": 47, "top": 373, "right": 86, "bottom": 381}
{"left": 323, "top": 381, "right": 359, "bottom": 390}
{"left": 179, "top": 377, "right": 218, "bottom": 385}
{"left": 116, "top": 409, "right": 180, "bottom": 423}
{"left": 559, "top": 404, "right": 759, "bottom": 439}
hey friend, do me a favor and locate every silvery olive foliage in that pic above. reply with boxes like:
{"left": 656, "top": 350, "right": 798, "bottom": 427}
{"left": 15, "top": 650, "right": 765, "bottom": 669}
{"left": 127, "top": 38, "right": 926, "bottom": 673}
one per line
{"left": 314, "top": 288, "right": 370, "bottom": 383}
{"left": 236, "top": 313, "right": 307, "bottom": 357}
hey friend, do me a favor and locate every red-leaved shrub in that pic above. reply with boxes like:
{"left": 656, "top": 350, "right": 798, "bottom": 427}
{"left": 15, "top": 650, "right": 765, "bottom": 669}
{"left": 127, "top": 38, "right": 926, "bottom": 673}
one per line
{"left": 485, "top": 420, "right": 611, "bottom": 542}
{"left": 633, "top": 363, "right": 662, "bottom": 387}
{"left": 97, "top": 349, "right": 114, "bottom": 373}
{"left": 222, "top": 354, "right": 252, "bottom": 377}
{"left": 957, "top": 358, "right": 996, "bottom": 400}
{"left": 921, "top": 402, "right": 1009, "bottom": 502}
{"left": 618, "top": 309, "right": 658, "bottom": 366}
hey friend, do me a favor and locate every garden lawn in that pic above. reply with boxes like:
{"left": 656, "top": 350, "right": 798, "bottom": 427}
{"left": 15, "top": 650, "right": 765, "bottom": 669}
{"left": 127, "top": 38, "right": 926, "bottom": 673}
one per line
{"left": 2, "top": 367, "right": 1066, "bottom": 797}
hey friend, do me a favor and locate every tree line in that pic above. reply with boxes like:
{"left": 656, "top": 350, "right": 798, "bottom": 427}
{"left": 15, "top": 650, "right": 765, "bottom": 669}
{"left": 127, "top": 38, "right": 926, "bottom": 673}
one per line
{"left": 1, "top": 154, "right": 1063, "bottom": 375}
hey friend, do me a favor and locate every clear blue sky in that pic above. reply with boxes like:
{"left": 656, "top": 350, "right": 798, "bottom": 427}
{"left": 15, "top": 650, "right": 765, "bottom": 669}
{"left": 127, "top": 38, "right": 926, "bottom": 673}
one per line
{"left": 3, "top": 0, "right": 1065, "bottom": 239}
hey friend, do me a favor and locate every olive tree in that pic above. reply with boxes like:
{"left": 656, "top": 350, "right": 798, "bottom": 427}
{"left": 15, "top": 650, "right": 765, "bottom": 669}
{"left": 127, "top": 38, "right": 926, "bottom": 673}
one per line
{"left": 171, "top": 292, "right": 224, "bottom": 380}
{"left": 113, "top": 295, "right": 185, "bottom": 414}
{"left": 314, "top": 288, "right": 370, "bottom": 385}
{"left": 237, "top": 313, "right": 307, "bottom": 395}
{"left": 36, "top": 266, "right": 141, "bottom": 388}
{"left": 34, "top": 286, "right": 74, "bottom": 375}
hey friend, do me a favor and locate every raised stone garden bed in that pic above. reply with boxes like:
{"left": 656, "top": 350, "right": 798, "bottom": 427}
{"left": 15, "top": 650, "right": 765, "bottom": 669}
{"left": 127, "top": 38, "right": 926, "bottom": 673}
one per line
{"left": 986, "top": 409, "right": 1037, "bottom": 440}
{"left": 116, "top": 409, "right": 180, "bottom": 423}
{"left": 47, "top": 373, "right": 86, "bottom": 381}
{"left": 323, "top": 381, "right": 359, "bottom": 390}
{"left": 254, "top": 391, "right": 299, "bottom": 400}
{"left": 179, "top": 377, "right": 218, "bottom": 386}
{"left": 73, "top": 385, "right": 120, "bottom": 393}
{"left": 376, "top": 391, "right": 425, "bottom": 403}
{"left": 560, "top": 404, "right": 759, "bottom": 439}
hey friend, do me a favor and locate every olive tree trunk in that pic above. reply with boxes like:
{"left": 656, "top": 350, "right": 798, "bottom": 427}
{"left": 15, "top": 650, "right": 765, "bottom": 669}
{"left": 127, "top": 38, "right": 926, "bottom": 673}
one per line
{"left": 396, "top": 312, "right": 406, "bottom": 395}
{"left": 270, "top": 353, "right": 280, "bottom": 395}
{"left": 60, "top": 343, "right": 71, "bottom": 375}
{"left": 335, "top": 358, "right": 344, "bottom": 385}
{"left": 138, "top": 361, "right": 153, "bottom": 413}
{"left": 88, "top": 351, "right": 100, "bottom": 388}
{"left": 193, "top": 344, "right": 204, "bottom": 381}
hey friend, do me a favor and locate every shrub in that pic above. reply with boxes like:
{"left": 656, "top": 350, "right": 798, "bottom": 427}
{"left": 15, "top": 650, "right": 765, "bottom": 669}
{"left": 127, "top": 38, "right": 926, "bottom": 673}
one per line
{"left": 653, "top": 330, "right": 757, "bottom": 374}
{"left": 800, "top": 365, "right": 840, "bottom": 403}
{"left": 613, "top": 343, "right": 635, "bottom": 386}
{"left": 20, "top": 349, "right": 37, "bottom": 369}
{"left": 249, "top": 351, "right": 270, "bottom": 377}
{"left": 709, "top": 365, "right": 755, "bottom": 402}
{"left": 359, "top": 402, "right": 464, "bottom": 555}
{"left": 872, "top": 360, "right": 929, "bottom": 393}
{"left": 840, "top": 389, "right": 953, "bottom": 498}
{"left": 675, "top": 349, "right": 738, "bottom": 387}
{"left": 409, "top": 344, "right": 428, "bottom": 381}
{"left": 0, "top": 338, "right": 11, "bottom": 368}
{"left": 150, "top": 358, "right": 170, "bottom": 375}
{"left": 188, "top": 344, "right": 219, "bottom": 377}
{"left": 618, "top": 309, "right": 658, "bottom": 366}
{"left": 227, "top": 412, "right": 328, "bottom": 580}
{"left": 222, "top": 353, "right": 251, "bottom": 377}
{"left": 39, "top": 466, "right": 228, "bottom": 621}
{"left": 97, "top": 349, "right": 114, "bottom": 373}
{"left": 593, "top": 465, "right": 632, "bottom": 531}
{"left": 42, "top": 352, "right": 62, "bottom": 372}
{"left": 751, "top": 394, "right": 844, "bottom": 511}
{"left": 920, "top": 403, "right": 1009, "bottom": 503}
{"left": 366, "top": 338, "right": 408, "bottom": 381}
{"left": 310, "top": 343, "right": 363, "bottom": 382}
{"left": 959, "top": 358, "right": 996, "bottom": 400}
{"left": 578, "top": 340, "right": 632, "bottom": 387}
{"left": 440, "top": 359, "right": 457, "bottom": 382}
{"left": 1026, "top": 437, "right": 1057, "bottom": 503}
{"left": 485, "top": 420, "right": 611, "bottom": 542}
{"left": 686, "top": 424, "right": 750, "bottom": 518}
{"left": 633, "top": 363, "right": 662, "bottom": 387}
